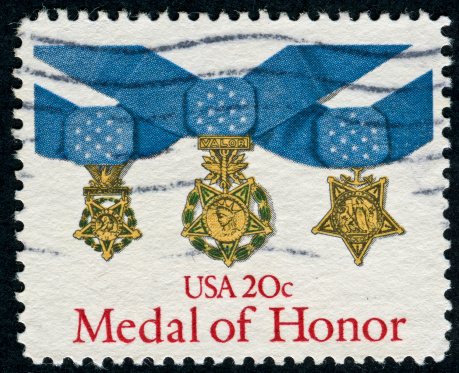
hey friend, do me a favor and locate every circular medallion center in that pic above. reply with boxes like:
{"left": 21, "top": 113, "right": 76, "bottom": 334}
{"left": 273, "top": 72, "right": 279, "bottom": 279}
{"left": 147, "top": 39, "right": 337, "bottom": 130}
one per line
{"left": 93, "top": 211, "right": 122, "bottom": 241}
{"left": 331, "top": 191, "right": 383, "bottom": 240}
{"left": 203, "top": 195, "right": 249, "bottom": 242}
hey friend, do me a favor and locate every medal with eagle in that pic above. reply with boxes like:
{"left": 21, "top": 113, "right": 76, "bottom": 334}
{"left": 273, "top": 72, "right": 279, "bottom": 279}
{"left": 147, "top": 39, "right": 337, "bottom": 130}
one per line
{"left": 73, "top": 163, "right": 142, "bottom": 261}
{"left": 182, "top": 136, "right": 273, "bottom": 267}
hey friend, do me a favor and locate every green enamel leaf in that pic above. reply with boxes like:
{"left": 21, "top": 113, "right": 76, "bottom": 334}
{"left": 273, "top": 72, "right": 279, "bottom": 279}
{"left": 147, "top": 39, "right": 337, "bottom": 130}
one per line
{"left": 235, "top": 249, "right": 250, "bottom": 260}
{"left": 85, "top": 238, "right": 94, "bottom": 246}
{"left": 260, "top": 206, "right": 271, "bottom": 222}
{"left": 121, "top": 238, "right": 132, "bottom": 246}
{"left": 208, "top": 248, "right": 224, "bottom": 260}
{"left": 252, "top": 234, "right": 265, "bottom": 248}
{"left": 184, "top": 209, "right": 194, "bottom": 225}
{"left": 191, "top": 237, "right": 207, "bottom": 251}
{"left": 188, "top": 192, "right": 200, "bottom": 206}
{"left": 254, "top": 187, "right": 267, "bottom": 202}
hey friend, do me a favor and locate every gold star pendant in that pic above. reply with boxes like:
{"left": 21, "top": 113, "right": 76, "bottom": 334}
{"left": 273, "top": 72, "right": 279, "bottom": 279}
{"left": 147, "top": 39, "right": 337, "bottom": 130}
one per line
{"left": 74, "top": 164, "right": 142, "bottom": 261}
{"left": 312, "top": 167, "right": 403, "bottom": 266}
{"left": 182, "top": 136, "right": 273, "bottom": 267}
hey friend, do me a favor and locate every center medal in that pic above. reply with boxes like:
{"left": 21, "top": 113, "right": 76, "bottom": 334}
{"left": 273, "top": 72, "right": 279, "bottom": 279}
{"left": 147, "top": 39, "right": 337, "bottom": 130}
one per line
{"left": 313, "top": 167, "right": 404, "bottom": 266}
{"left": 182, "top": 135, "right": 273, "bottom": 267}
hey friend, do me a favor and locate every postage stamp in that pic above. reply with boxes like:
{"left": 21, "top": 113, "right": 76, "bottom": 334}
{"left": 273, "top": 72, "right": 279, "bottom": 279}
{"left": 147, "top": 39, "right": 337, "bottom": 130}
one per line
{"left": 15, "top": 12, "right": 450, "bottom": 364}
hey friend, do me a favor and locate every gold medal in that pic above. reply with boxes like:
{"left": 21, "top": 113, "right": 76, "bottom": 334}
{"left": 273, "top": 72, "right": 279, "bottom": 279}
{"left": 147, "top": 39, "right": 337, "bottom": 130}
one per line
{"left": 313, "top": 167, "right": 403, "bottom": 265}
{"left": 73, "top": 163, "right": 142, "bottom": 261}
{"left": 182, "top": 135, "right": 273, "bottom": 267}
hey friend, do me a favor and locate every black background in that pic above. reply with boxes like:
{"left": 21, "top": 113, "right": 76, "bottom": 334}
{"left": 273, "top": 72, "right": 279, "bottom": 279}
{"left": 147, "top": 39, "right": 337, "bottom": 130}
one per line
{"left": 0, "top": 0, "right": 457, "bottom": 372}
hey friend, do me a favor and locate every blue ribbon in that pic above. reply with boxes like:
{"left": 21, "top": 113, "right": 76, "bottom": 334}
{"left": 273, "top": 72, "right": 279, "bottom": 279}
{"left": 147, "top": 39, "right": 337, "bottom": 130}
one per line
{"left": 34, "top": 45, "right": 433, "bottom": 167}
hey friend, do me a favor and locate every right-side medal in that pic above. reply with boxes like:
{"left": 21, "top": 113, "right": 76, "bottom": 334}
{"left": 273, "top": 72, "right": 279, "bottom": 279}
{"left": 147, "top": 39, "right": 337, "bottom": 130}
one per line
{"left": 313, "top": 167, "right": 403, "bottom": 266}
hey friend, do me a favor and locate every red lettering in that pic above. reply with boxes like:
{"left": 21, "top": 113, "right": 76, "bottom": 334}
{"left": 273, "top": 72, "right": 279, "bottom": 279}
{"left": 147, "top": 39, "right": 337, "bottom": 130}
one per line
{"left": 185, "top": 276, "right": 203, "bottom": 299}
{"left": 116, "top": 320, "right": 136, "bottom": 343}
{"left": 217, "top": 275, "right": 236, "bottom": 298}
{"left": 210, "top": 319, "right": 235, "bottom": 343}
{"left": 190, "top": 307, "right": 199, "bottom": 342}
{"left": 167, "top": 319, "right": 185, "bottom": 343}
{"left": 391, "top": 318, "right": 406, "bottom": 341}
{"left": 282, "top": 282, "right": 293, "bottom": 297}
{"left": 309, "top": 318, "right": 334, "bottom": 342}
{"left": 205, "top": 276, "right": 218, "bottom": 298}
{"left": 270, "top": 307, "right": 309, "bottom": 342}
{"left": 242, "top": 275, "right": 257, "bottom": 298}
{"left": 139, "top": 308, "right": 163, "bottom": 343}
{"left": 237, "top": 306, "right": 257, "bottom": 342}
{"left": 337, "top": 318, "right": 360, "bottom": 341}
{"left": 258, "top": 275, "right": 280, "bottom": 298}
{"left": 363, "top": 318, "right": 387, "bottom": 342}
{"left": 73, "top": 308, "right": 116, "bottom": 343}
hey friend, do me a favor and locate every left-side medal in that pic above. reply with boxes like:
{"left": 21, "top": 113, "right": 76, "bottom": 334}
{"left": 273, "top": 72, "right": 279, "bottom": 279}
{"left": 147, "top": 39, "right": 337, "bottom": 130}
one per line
{"left": 62, "top": 106, "right": 142, "bottom": 261}
{"left": 73, "top": 163, "right": 142, "bottom": 261}
{"left": 182, "top": 136, "right": 273, "bottom": 267}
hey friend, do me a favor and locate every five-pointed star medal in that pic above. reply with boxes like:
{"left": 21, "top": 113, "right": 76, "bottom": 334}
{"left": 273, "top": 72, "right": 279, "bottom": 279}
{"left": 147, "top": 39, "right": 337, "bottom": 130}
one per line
{"left": 312, "top": 169, "right": 404, "bottom": 265}
{"left": 182, "top": 178, "right": 273, "bottom": 266}
{"left": 74, "top": 195, "right": 142, "bottom": 261}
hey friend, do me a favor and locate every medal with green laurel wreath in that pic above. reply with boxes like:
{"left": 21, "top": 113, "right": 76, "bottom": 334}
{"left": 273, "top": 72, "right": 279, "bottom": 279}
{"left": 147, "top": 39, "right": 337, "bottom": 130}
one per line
{"left": 182, "top": 136, "right": 273, "bottom": 267}
{"left": 73, "top": 163, "right": 142, "bottom": 261}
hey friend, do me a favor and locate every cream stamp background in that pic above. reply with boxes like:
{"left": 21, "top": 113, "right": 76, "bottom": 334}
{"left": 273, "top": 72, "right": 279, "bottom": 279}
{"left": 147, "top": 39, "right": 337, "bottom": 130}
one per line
{"left": 16, "top": 12, "right": 449, "bottom": 363}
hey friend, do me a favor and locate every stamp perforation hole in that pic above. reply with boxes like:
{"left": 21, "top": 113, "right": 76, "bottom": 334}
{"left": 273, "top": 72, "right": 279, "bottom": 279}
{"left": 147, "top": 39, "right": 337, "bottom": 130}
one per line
{"left": 16, "top": 302, "right": 25, "bottom": 314}
{"left": 107, "top": 10, "right": 119, "bottom": 21}
{"left": 142, "top": 357, "right": 155, "bottom": 368}
{"left": 15, "top": 221, "right": 24, "bottom": 233}
{"left": 67, "top": 9, "right": 79, "bottom": 21}
{"left": 15, "top": 262, "right": 24, "bottom": 273}
{"left": 11, "top": 118, "right": 22, "bottom": 130}
{"left": 12, "top": 159, "right": 23, "bottom": 172}
{"left": 349, "top": 11, "right": 360, "bottom": 21}
{"left": 308, "top": 11, "right": 319, "bottom": 21}
{"left": 88, "top": 10, "right": 99, "bottom": 21}
{"left": 441, "top": 25, "right": 452, "bottom": 37}
{"left": 369, "top": 11, "right": 381, "bottom": 21}
{"left": 188, "top": 13, "right": 199, "bottom": 21}
{"left": 14, "top": 200, "right": 23, "bottom": 211}
{"left": 208, "top": 13, "right": 219, "bottom": 21}
{"left": 441, "top": 45, "right": 453, "bottom": 56}
{"left": 168, "top": 10, "right": 179, "bottom": 21}
{"left": 28, "top": 10, "right": 38, "bottom": 21}
{"left": 328, "top": 12, "right": 340, "bottom": 21}
{"left": 12, "top": 77, "right": 22, "bottom": 89}
{"left": 148, "top": 11, "right": 160, "bottom": 21}
{"left": 13, "top": 36, "right": 21, "bottom": 48}
{"left": 442, "top": 87, "right": 452, "bottom": 97}
{"left": 203, "top": 357, "right": 214, "bottom": 366}
{"left": 128, "top": 11, "right": 139, "bottom": 21}
{"left": 228, "top": 11, "right": 240, "bottom": 21}
{"left": 13, "top": 281, "right": 24, "bottom": 293}
{"left": 288, "top": 12, "right": 300, "bottom": 21}
{"left": 248, "top": 10, "right": 260, "bottom": 21}
{"left": 268, "top": 12, "right": 280, "bottom": 21}
{"left": 47, "top": 9, "right": 58, "bottom": 21}
{"left": 409, "top": 10, "right": 420, "bottom": 20}
{"left": 16, "top": 322, "right": 25, "bottom": 334}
